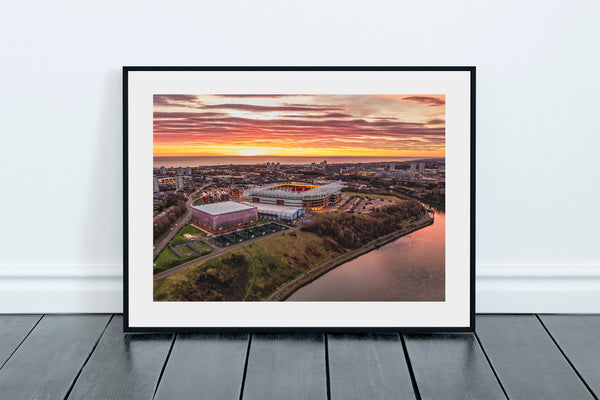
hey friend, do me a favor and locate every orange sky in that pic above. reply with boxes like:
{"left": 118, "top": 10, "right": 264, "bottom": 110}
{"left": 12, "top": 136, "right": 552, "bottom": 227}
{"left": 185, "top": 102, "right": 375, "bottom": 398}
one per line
{"left": 153, "top": 94, "right": 445, "bottom": 158}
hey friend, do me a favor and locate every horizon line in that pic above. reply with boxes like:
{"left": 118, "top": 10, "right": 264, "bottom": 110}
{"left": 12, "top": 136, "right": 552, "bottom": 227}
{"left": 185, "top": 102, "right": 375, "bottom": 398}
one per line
{"left": 153, "top": 155, "right": 444, "bottom": 158}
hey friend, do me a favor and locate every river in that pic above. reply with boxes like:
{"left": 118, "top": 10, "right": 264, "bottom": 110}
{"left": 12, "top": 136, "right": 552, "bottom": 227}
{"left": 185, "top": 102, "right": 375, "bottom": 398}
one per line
{"left": 286, "top": 209, "right": 445, "bottom": 301}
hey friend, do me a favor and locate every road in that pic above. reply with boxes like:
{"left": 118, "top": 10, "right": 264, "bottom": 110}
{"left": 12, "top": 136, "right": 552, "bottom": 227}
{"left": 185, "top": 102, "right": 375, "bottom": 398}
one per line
{"left": 339, "top": 195, "right": 360, "bottom": 213}
{"left": 153, "top": 225, "right": 299, "bottom": 281}
{"left": 152, "top": 186, "right": 213, "bottom": 259}
{"left": 152, "top": 198, "right": 194, "bottom": 259}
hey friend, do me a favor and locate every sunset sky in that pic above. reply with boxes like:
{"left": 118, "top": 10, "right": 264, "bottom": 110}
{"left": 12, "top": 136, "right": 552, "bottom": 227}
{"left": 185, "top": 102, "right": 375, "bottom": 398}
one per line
{"left": 153, "top": 94, "right": 445, "bottom": 158}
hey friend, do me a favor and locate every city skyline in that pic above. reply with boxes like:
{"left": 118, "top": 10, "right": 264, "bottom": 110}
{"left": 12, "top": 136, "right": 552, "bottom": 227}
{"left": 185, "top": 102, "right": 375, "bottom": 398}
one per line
{"left": 153, "top": 94, "right": 445, "bottom": 158}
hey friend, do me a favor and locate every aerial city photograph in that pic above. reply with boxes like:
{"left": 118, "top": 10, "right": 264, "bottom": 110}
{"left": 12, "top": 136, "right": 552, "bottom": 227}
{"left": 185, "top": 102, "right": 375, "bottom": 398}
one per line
{"left": 152, "top": 94, "right": 446, "bottom": 302}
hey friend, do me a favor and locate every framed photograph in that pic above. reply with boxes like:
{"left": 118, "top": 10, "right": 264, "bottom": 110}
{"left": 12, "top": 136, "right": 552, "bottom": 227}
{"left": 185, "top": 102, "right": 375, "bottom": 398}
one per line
{"left": 124, "top": 67, "right": 475, "bottom": 332}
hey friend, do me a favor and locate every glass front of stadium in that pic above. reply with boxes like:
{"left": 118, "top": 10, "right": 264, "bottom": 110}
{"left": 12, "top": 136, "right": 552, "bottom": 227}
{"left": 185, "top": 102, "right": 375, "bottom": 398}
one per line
{"left": 243, "top": 182, "right": 344, "bottom": 212}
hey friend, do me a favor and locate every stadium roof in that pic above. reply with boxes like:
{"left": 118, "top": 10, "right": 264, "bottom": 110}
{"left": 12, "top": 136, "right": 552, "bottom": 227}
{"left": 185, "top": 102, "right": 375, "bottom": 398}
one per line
{"left": 192, "top": 201, "right": 256, "bottom": 216}
{"left": 244, "top": 182, "right": 344, "bottom": 201}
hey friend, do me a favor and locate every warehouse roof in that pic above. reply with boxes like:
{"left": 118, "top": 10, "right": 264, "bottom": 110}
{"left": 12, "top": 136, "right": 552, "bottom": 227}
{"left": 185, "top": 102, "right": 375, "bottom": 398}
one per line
{"left": 244, "top": 202, "right": 303, "bottom": 214}
{"left": 243, "top": 202, "right": 304, "bottom": 221}
{"left": 192, "top": 201, "right": 256, "bottom": 216}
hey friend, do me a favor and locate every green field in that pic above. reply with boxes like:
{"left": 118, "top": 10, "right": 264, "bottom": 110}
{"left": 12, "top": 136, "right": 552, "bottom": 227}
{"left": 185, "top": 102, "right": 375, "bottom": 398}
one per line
{"left": 153, "top": 225, "right": 213, "bottom": 275}
{"left": 173, "top": 244, "right": 197, "bottom": 258}
{"left": 194, "top": 198, "right": 205, "bottom": 206}
{"left": 169, "top": 225, "right": 202, "bottom": 245}
{"left": 345, "top": 192, "right": 403, "bottom": 202}
{"left": 189, "top": 242, "right": 211, "bottom": 253}
{"left": 154, "top": 230, "right": 345, "bottom": 302}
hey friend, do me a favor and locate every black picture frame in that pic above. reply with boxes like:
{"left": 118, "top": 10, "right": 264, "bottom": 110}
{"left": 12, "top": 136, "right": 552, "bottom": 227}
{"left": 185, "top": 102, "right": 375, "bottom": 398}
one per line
{"left": 123, "top": 66, "right": 475, "bottom": 333}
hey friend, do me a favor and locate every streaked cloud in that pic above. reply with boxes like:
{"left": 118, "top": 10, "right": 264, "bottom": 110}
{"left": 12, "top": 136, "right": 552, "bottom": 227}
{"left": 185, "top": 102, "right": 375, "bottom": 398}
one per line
{"left": 402, "top": 96, "right": 446, "bottom": 107}
{"left": 426, "top": 119, "right": 445, "bottom": 125}
{"left": 153, "top": 94, "right": 445, "bottom": 157}
{"left": 202, "top": 103, "right": 344, "bottom": 112}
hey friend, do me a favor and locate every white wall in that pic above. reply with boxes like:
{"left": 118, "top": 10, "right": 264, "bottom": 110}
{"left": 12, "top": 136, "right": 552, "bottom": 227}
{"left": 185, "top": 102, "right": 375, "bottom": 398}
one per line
{"left": 1, "top": 0, "right": 599, "bottom": 313}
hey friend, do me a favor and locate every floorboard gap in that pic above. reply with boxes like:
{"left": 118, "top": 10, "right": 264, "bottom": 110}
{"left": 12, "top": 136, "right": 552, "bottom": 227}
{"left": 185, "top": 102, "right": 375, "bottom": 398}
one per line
{"left": 152, "top": 333, "right": 177, "bottom": 400}
{"left": 400, "top": 334, "right": 422, "bottom": 400}
{"left": 63, "top": 314, "right": 114, "bottom": 400}
{"left": 238, "top": 333, "right": 252, "bottom": 400}
{"left": 0, "top": 314, "right": 44, "bottom": 371}
{"left": 325, "top": 334, "right": 331, "bottom": 400}
{"left": 535, "top": 315, "right": 599, "bottom": 400}
{"left": 474, "top": 331, "right": 510, "bottom": 400}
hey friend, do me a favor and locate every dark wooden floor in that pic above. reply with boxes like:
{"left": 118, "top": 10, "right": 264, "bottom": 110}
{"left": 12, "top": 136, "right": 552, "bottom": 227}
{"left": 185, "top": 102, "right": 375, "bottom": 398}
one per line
{"left": 0, "top": 315, "right": 598, "bottom": 399}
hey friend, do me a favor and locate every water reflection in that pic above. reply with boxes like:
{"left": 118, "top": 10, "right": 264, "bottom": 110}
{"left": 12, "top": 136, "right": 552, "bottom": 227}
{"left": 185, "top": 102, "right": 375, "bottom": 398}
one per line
{"left": 287, "top": 210, "right": 445, "bottom": 301}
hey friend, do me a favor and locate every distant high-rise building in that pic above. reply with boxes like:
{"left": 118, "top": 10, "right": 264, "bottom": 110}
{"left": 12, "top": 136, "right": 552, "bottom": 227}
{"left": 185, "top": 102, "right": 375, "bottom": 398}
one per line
{"left": 419, "top": 162, "right": 425, "bottom": 174}
{"left": 276, "top": 162, "right": 281, "bottom": 171}
{"left": 186, "top": 167, "right": 192, "bottom": 176}
{"left": 160, "top": 166, "right": 167, "bottom": 175}
{"left": 410, "top": 162, "right": 416, "bottom": 173}
{"left": 153, "top": 176, "right": 159, "bottom": 193}
{"left": 439, "top": 164, "right": 445, "bottom": 173}
{"left": 177, "top": 167, "right": 183, "bottom": 175}
{"left": 390, "top": 162, "right": 396, "bottom": 171}
{"left": 320, "top": 160, "right": 327, "bottom": 169}
{"left": 176, "top": 175, "right": 184, "bottom": 191}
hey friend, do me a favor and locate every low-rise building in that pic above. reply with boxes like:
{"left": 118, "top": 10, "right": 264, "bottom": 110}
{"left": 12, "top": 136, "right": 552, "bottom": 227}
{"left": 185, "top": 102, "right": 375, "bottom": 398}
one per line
{"left": 191, "top": 201, "right": 257, "bottom": 234}
{"left": 244, "top": 202, "right": 304, "bottom": 222}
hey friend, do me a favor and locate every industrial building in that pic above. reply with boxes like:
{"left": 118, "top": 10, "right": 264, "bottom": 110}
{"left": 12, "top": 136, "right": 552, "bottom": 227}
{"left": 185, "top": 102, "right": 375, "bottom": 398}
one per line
{"left": 244, "top": 202, "right": 305, "bottom": 222}
{"left": 191, "top": 201, "right": 257, "bottom": 234}
{"left": 243, "top": 182, "right": 343, "bottom": 212}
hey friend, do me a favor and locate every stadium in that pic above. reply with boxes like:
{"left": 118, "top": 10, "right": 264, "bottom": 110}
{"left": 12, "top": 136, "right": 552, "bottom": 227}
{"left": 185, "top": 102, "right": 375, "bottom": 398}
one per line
{"left": 191, "top": 201, "right": 257, "bottom": 234}
{"left": 243, "top": 182, "right": 343, "bottom": 211}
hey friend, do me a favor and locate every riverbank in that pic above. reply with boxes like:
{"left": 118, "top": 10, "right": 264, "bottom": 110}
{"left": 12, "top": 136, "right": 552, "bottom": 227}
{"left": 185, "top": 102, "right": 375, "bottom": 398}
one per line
{"left": 266, "top": 213, "right": 434, "bottom": 301}
{"left": 153, "top": 229, "right": 344, "bottom": 301}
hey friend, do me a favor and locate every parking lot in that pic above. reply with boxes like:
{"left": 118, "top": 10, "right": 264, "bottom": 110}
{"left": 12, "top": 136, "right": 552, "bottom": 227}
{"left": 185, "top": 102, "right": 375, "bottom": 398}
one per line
{"left": 210, "top": 222, "right": 289, "bottom": 247}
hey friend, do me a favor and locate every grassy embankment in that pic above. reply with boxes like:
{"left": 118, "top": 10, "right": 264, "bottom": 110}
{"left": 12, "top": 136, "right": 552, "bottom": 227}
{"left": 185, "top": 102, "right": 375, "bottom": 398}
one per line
{"left": 154, "top": 200, "right": 425, "bottom": 302}
{"left": 154, "top": 230, "right": 344, "bottom": 301}
{"left": 153, "top": 225, "right": 213, "bottom": 275}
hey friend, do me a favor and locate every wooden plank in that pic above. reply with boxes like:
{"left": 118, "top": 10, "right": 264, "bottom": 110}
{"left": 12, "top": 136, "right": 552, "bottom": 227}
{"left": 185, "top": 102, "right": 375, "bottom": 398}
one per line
{"left": 404, "top": 333, "right": 506, "bottom": 400}
{"left": 476, "top": 315, "right": 594, "bottom": 400}
{"left": 0, "top": 314, "right": 110, "bottom": 400}
{"left": 242, "top": 334, "right": 327, "bottom": 400}
{"left": 539, "top": 314, "right": 600, "bottom": 398}
{"left": 66, "top": 315, "right": 173, "bottom": 400}
{"left": 154, "top": 333, "right": 249, "bottom": 400}
{"left": 328, "top": 333, "right": 416, "bottom": 400}
{"left": 0, "top": 315, "right": 41, "bottom": 368}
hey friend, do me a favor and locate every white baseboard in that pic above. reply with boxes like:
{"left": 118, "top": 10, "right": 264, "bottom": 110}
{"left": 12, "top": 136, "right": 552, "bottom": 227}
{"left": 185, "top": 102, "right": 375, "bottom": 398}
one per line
{"left": 476, "top": 266, "right": 600, "bottom": 313}
{"left": 1, "top": 266, "right": 599, "bottom": 314}
{"left": 0, "top": 266, "right": 123, "bottom": 313}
